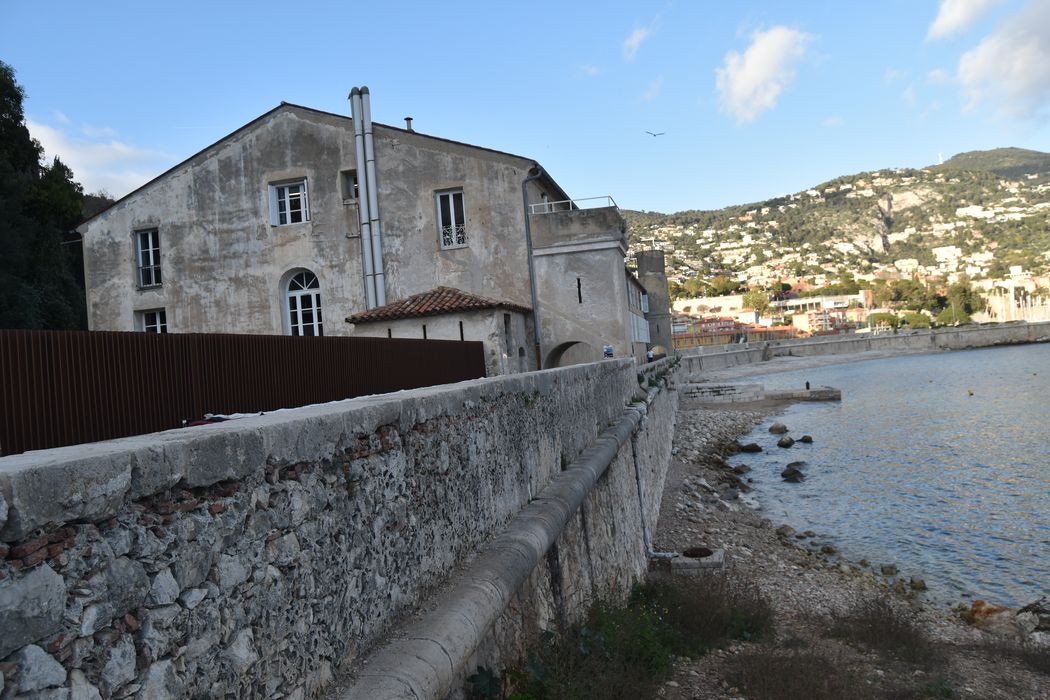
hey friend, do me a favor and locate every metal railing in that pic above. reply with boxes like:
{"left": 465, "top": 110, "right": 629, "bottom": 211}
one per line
{"left": 0, "top": 329, "right": 486, "bottom": 456}
{"left": 528, "top": 196, "right": 618, "bottom": 215}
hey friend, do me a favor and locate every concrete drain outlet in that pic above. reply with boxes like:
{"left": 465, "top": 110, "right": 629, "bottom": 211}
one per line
{"left": 669, "top": 547, "right": 725, "bottom": 574}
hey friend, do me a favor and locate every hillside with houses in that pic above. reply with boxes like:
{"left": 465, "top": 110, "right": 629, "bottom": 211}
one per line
{"left": 625, "top": 148, "right": 1050, "bottom": 349}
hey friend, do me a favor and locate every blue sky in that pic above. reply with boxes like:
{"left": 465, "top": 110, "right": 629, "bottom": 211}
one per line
{"left": 6, "top": 0, "right": 1050, "bottom": 212}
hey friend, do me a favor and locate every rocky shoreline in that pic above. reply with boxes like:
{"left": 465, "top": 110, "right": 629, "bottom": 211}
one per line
{"left": 651, "top": 401, "right": 1050, "bottom": 699}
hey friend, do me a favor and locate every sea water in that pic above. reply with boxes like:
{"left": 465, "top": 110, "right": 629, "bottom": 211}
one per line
{"left": 729, "top": 343, "right": 1050, "bottom": 607}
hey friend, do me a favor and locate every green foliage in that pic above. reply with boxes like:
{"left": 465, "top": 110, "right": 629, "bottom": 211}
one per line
{"left": 0, "top": 61, "right": 88, "bottom": 329}
{"left": 503, "top": 574, "right": 774, "bottom": 699}
{"left": 868, "top": 312, "right": 900, "bottom": 329}
{"left": 936, "top": 147, "right": 1050, "bottom": 179}
{"left": 901, "top": 312, "right": 930, "bottom": 328}
{"left": 709, "top": 275, "right": 742, "bottom": 296}
{"left": 625, "top": 148, "right": 1050, "bottom": 284}
{"left": 742, "top": 288, "right": 770, "bottom": 314}
{"left": 468, "top": 666, "right": 503, "bottom": 700}
{"left": 935, "top": 307, "right": 971, "bottom": 326}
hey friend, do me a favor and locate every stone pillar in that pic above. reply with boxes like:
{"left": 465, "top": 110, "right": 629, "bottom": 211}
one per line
{"left": 636, "top": 250, "right": 673, "bottom": 356}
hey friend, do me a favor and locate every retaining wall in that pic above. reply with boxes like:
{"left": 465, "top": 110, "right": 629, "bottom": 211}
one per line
{"left": 679, "top": 322, "right": 1050, "bottom": 377}
{"left": 0, "top": 358, "right": 675, "bottom": 699}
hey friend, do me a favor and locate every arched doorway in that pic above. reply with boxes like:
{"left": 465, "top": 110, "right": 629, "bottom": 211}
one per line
{"left": 544, "top": 341, "right": 598, "bottom": 368}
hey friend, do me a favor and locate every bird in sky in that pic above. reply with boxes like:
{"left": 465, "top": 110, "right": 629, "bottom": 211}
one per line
{"left": 645, "top": 131, "right": 665, "bottom": 137}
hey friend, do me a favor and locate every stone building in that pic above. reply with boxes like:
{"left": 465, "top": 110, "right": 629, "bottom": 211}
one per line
{"left": 78, "top": 88, "right": 668, "bottom": 372}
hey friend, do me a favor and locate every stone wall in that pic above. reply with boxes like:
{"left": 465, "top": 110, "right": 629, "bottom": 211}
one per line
{"left": 0, "top": 358, "right": 673, "bottom": 699}
{"left": 679, "top": 321, "right": 1050, "bottom": 376}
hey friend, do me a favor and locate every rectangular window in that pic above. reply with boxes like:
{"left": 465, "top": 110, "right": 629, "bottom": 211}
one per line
{"left": 341, "top": 170, "right": 359, "bottom": 201}
{"left": 136, "top": 229, "right": 161, "bottom": 287}
{"left": 269, "top": 179, "right": 310, "bottom": 225}
{"left": 137, "top": 308, "right": 167, "bottom": 333}
{"left": 436, "top": 189, "right": 466, "bottom": 248}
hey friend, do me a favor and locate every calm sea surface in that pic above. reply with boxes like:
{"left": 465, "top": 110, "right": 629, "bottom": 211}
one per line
{"left": 729, "top": 343, "right": 1050, "bottom": 608}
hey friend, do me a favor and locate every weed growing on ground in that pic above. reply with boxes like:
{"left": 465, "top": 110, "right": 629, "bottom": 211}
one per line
{"left": 971, "top": 638, "right": 1050, "bottom": 676}
{"left": 637, "top": 572, "right": 775, "bottom": 654}
{"left": 829, "top": 594, "right": 941, "bottom": 666}
{"left": 503, "top": 602, "right": 671, "bottom": 699}
{"left": 727, "top": 648, "right": 877, "bottom": 700}
{"left": 493, "top": 572, "right": 775, "bottom": 699}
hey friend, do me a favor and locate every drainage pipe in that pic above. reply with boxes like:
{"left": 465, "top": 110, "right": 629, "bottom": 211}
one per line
{"left": 349, "top": 88, "right": 376, "bottom": 309}
{"left": 361, "top": 87, "right": 386, "bottom": 307}
{"left": 521, "top": 165, "right": 545, "bottom": 369}
{"left": 629, "top": 386, "right": 677, "bottom": 560}
{"left": 340, "top": 404, "right": 644, "bottom": 699}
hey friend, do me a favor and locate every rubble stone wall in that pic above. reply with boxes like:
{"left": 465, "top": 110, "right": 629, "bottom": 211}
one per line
{"left": 0, "top": 358, "right": 673, "bottom": 699}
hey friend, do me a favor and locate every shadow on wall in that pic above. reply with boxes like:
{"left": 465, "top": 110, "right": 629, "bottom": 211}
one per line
{"left": 545, "top": 341, "right": 598, "bottom": 368}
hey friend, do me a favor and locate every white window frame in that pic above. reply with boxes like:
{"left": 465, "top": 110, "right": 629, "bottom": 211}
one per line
{"left": 436, "top": 189, "right": 466, "bottom": 249}
{"left": 137, "top": 308, "right": 167, "bottom": 333}
{"left": 269, "top": 179, "right": 310, "bottom": 226}
{"left": 136, "top": 228, "right": 161, "bottom": 288}
{"left": 285, "top": 270, "right": 323, "bottom": 336}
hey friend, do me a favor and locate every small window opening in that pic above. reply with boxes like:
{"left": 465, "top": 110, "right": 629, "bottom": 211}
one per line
{"left": 577, "top": 277, "right": 583, "bottom": 304}
{"left": 341, "top": 170, "right": 359, "bottom": 200}
{"left": 422, "top": 324, "right": 427, "bottom": 340}
{"left": 459, "top": 321, "right": 464, "bottom": 341}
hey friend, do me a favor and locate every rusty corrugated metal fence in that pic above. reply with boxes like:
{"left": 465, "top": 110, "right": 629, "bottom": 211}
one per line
{"left": 0, "top": 329, "right": 486, "bottom": 457}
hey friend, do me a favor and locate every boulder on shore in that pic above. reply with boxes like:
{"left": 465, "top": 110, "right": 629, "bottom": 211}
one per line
{"left": 739, "top": 442, "right": 763, "bottom": 453}
{"left": 769, "top": 422, "right": 789, "bottom": 434}
{"left": 799, "top": 435, "right": 813, "bottom": 444}
{"left": 777, "top": 436, "right": 795, "bottom": 448}
{"left": 781, "top": 465, "right": 804, "bottom": 482}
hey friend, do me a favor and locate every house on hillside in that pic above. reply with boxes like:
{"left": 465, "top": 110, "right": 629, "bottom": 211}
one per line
{"left": 78, "top": 88, "right": 669, "bottom": 373}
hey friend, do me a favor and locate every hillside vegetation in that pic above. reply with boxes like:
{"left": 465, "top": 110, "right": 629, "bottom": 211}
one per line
{"left": 626, "top": 148, "right": 1050, "bottom": 293}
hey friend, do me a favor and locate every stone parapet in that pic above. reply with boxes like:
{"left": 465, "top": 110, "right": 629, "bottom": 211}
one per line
{"left": 0, "top": 358, "right": 674, "bottom": 699}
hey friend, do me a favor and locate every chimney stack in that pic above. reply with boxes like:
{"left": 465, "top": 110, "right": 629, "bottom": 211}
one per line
{"left": 404, "top": 117, "right": 414, "bottom": 131}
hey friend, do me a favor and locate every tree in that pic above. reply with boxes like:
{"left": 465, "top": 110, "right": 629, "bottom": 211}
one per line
{"left": 935, "top": 307, "right": 971, "bottom": 326}
{"left": 901, "top": 311, "right": 930, "bottom": 328}
{"left": 742, "top": 288, "right": 770, "bottom": 314}
{"left": 868, "top": 312, "right": 900, "bottom": 329}
{"left": 0, "top": 61, "right": 86, "bottom": 329}
{"left": 708, "top": 275, "right": 742, "bottom": 296}
{"left": 944, "top": 277, "right": 985, "bottom": 315}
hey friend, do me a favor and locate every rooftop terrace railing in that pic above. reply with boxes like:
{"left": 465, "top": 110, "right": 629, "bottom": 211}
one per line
{"left": 528, "top": 195, "right": 618, "bottom": 215}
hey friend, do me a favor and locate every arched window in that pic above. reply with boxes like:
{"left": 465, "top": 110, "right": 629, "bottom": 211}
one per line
{"left": 286, "top": 270, "right": 323, "bottom": 336}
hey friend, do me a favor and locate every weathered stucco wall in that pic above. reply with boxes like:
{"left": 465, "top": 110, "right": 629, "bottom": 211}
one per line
{"left": 350, "top": 309, "right": 534, "bottom": 376}
{"left": 79, "top": 105, "right": 562, "bottom": 336}
{"left": 534, "top": 246, "right": 633, "bottom": 367}
{"left": 0, "top": 359, "right": 674, "bottom": 699}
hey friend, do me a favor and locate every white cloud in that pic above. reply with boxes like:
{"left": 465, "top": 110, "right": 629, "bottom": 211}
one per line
{"left": 715, "top": 26, "right": 812, "bottom": 124}
{"left": 884, "top": 68, "right": 906, "bottom": 83}
{"left": 927, "top": 68, "right": 951, "bottom": 84}
{"left": 903, "top": 83, "right": 918, "bottom": 106}
{"left": 623, "top": 26, "right": 652, "bottom": 62}
{"left": 578, "top": 64, "right": 602, "bottom": 77}
{"left": 27, "top": 119, "right": 171, "bottom": 197}
{"left": 822, "top": 115, "right": 845, "bottom": 127}
{"left": 957, "top": 1, "right": 1050, "bottom": 118}
{"left": 928, "top": 0, "right": 1003, "bottom": 39}
{"left": 642, "top": 75, "right": 663, "bottom": 102}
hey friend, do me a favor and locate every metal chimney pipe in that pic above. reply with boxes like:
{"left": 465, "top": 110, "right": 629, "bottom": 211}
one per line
{"left": 350, "top": 88, "right": 376, "bottom": 309}
{"left": 404, "top": 117, "right": 413, "bottom": 131}
{"left": 361, "top": 87, "right": 386, "bottom": 306}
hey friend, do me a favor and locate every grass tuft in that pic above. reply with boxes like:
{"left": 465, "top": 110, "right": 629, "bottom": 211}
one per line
{"left": 829, "top": 594, "right": 941, "bottom": 666}
{"left": 727, "top": 648, "right": 876, "bottom": 700}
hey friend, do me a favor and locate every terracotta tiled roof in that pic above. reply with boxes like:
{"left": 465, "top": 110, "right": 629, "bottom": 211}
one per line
{"left": 346, "top": 286, "right": 531, "bottom": 324}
